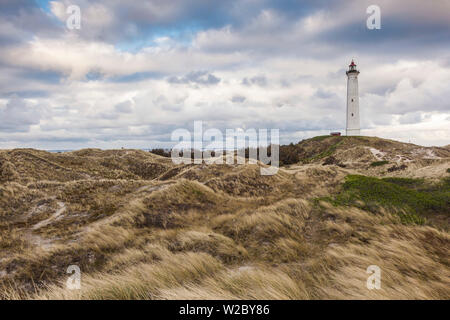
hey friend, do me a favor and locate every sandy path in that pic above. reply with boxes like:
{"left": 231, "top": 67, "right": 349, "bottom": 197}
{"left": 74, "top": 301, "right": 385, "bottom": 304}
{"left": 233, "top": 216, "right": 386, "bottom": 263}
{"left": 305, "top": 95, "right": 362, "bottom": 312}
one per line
{"left": 32, "top": 202, "right": 66, "bottom": 230}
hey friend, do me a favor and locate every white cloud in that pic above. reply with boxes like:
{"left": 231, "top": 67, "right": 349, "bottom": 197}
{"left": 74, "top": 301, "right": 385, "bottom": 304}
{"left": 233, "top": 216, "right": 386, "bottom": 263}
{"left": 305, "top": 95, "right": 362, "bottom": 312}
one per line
{"left": 0, "top": 0, "right": 449, "bottom": 149}
{"left": 0, "top": 97, "right": 43, "bottom": 132}
{"left": 114, "top": 100, "right": 134, "bottom": 113}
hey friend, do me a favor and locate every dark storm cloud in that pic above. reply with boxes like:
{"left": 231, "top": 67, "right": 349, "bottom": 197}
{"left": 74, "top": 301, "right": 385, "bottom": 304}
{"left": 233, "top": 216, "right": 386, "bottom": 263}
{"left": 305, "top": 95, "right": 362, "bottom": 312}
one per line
{"left": 317, "top": 19, "right": 450, "bottom": 60}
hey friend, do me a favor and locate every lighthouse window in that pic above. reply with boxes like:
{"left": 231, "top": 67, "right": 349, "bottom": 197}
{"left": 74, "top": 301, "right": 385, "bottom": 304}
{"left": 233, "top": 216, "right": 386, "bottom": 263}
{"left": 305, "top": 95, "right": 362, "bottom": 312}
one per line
{"left": 351, "top": 99, "right": 354, "bottom": 102}
{"left": 351, "top": 113, "right": 354, "bottom": 116}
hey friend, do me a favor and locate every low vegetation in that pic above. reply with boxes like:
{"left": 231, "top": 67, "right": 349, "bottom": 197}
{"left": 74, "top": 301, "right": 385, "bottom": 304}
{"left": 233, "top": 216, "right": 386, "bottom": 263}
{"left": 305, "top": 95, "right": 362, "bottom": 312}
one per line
{"left": 0, "top": 136, "right": 449, "bottom": 300}
{"left": 324, "top": 175, "right": 449, "bottom": 227}
{"left": 370, "top": 160, "right": 389, "bottom": 167}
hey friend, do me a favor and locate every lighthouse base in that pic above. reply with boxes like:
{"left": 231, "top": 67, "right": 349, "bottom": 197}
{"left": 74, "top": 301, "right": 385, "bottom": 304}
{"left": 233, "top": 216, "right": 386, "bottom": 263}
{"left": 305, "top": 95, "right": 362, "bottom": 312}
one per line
{"left": 346, "top": 129, "right": 360, "bottom": 136}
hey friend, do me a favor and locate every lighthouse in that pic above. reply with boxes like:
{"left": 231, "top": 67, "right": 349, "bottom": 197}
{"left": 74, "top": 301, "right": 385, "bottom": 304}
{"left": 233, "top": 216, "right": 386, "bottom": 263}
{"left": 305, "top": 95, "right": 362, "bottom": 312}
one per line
{"left": 346, "top": 60, "right": 360, "bottom": 136}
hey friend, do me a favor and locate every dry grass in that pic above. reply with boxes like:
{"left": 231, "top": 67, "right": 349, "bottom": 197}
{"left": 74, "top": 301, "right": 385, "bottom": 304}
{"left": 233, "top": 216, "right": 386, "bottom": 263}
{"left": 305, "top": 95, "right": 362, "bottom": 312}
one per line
{"left": 37, "top": 251, "right": 223, "bottom": 300}
{"left": 0, "top": 140, "right": 449, "bottom": 300}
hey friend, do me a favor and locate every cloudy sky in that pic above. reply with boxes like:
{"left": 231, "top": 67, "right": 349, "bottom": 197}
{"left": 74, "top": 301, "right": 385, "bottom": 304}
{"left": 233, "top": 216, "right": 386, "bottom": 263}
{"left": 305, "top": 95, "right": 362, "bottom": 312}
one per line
{"left": 0, "top": 0, "right": 449, "bottom": 149}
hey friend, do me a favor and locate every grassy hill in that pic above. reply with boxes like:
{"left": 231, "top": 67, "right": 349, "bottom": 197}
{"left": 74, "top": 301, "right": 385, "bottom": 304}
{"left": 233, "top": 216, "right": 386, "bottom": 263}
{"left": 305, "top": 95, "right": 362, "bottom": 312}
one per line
{"left": 0, "top": 136, "right": 449, "bottom": 299}
{"left": 280, "top": 135, "right": 450, "bottom": 165}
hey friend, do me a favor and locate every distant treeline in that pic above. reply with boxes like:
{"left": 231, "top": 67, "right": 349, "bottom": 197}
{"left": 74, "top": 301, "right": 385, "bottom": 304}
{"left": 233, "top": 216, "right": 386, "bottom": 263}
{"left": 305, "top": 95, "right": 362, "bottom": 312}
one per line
{"left": 149, "top": 148, "right": 172, "bottom": 157}
{"left": 149, "top": 142, "right": 304, "bottom": 166}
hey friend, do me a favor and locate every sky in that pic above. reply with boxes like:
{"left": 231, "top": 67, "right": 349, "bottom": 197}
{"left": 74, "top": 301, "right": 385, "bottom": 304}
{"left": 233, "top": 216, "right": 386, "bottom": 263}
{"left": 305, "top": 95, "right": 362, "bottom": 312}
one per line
{"left": 0, "top": 0, "right": 449, "bottom": 149}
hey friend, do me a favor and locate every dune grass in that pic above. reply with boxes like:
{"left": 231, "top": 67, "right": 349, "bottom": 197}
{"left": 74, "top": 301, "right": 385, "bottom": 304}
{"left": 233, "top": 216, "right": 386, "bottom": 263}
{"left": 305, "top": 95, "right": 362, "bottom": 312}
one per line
{"left": 22, "top": 199, "right": 450, "bottom": 300}
{"left": 1, "top": 145, "right": 449, "bottom": 300}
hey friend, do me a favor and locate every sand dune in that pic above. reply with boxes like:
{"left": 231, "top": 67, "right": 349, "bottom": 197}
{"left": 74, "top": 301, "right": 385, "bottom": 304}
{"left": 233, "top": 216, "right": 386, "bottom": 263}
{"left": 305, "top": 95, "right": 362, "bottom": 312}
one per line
{"left": 0, "top": 136, "right": 449, "bottom": 299}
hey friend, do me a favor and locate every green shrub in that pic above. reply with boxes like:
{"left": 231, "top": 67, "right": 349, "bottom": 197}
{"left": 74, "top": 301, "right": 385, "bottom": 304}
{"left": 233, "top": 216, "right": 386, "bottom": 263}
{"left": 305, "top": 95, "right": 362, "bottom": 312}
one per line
{"left": 329, "top": 175, "right": 450, "bottom": 225}
{"left": 149, "top": 148, "right": 171, "bottom": 157}
{"left": 381, "top": 177, "right": 425, "bottom": 189}
{"left": 370, "top": 160, "right": 389, "bottom": 167}
{"left": 303, "top": 140, "right": 344, "bottom": 163}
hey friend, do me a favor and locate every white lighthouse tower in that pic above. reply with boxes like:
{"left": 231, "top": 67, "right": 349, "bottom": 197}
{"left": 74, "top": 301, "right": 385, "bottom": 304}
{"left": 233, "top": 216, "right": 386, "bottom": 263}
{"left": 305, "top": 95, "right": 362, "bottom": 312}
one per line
{"left": 346, "top": 60, "right": 360, "bottom": 136}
